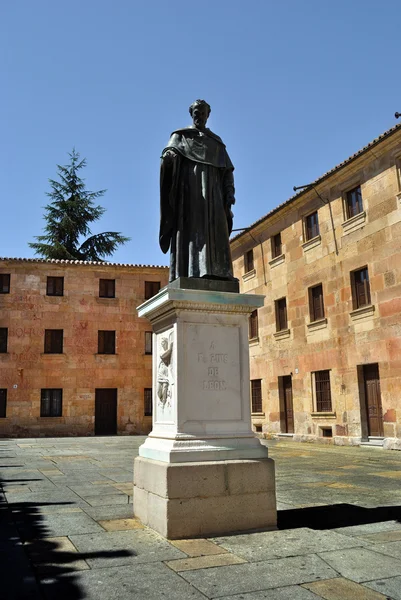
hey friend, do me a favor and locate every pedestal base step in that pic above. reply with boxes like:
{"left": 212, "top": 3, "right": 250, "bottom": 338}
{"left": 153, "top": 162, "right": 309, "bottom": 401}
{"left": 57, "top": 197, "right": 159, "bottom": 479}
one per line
{"left": 133, "top": 456, "right": 277, "bottom": 539}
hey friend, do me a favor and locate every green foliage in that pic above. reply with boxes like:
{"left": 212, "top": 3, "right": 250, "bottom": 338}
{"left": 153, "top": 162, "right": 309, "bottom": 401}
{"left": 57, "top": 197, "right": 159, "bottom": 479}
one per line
{"left": 29, "top": 149, "right": 130, "bottom": 261}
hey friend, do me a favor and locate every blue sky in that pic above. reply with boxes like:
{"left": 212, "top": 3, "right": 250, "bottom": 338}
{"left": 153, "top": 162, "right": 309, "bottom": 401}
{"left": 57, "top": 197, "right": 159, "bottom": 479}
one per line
{"left": 2, "top": 0, "right": 400, "bottom": 266}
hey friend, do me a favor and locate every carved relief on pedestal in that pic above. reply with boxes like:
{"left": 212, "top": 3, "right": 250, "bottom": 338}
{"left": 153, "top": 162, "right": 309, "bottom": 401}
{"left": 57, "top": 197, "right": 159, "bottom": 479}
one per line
{"left": 157, "top": 330, "right": 174, "bottom": 410}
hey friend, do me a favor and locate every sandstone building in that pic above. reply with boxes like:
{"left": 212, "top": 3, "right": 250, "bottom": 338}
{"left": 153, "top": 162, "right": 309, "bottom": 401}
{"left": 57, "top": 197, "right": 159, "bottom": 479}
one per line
{"left": 0, "top": 258, "right": 168, "bottom": 437}
{"left": 231, "top": 123, "right": 401, "bottom": 450}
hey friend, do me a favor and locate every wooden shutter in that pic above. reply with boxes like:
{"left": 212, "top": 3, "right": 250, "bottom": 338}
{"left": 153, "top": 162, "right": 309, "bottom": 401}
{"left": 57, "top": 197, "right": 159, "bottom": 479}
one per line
{"left": 251, "top": 380, "right": 262, "bottom": 413}
{"left": 315, "top": 371, "right": 332, "bottom": 412}
{"left": 145, "top": 332, "right": 153, "bottom": 354}
{"left": 272, "top": 233, "right": 282, "bottom": 259}
{"left": 310, "top": 285, "right": 324, "bottom": 321}
{"left": 249, "top": 310, "right": 258, "bottom": 339}
{"left": 0, "top": 274, "right": 10, "bottom": 293}
{"left": 346, "top": 186, "right": 363, "bottom": 219}
{"left": 354, "top": 268, "right": 370, "bottom": 308}
{"left": 0, "top": 328, "right": 8, "bottom": 353}
{"left": 47, "top": 277, "right": 64, "bottom": 296}
{"left": 0, "top": 389, "right": 6, "bottom": 418}
{"left": 245, "top": 249, "right": 254, "bottom": 272}
{"left": 276, "top": 298, "right": 287, "bottom": 331}
{"left": 145, "top": 281, "right": 161, "bottom": 300}
{"left": 99, "top": 279, "right": 115, "bottom": 298}
{"left": 99, "top": 331, "right": 115, "bottom": 354}
{"left": 144, "top": 388, "right": 152, "bottom": 416}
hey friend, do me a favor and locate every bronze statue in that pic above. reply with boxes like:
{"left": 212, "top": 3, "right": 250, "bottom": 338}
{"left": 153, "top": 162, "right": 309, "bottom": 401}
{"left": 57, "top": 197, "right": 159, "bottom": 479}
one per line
{"left": 159, "top": 100, "right": 236, "bottom": 285}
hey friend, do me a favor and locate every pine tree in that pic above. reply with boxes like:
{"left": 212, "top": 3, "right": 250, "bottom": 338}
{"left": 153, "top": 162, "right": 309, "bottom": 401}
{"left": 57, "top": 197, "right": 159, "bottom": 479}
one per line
{"left": 29, "top": 149, "right": 130, "bottom": 261}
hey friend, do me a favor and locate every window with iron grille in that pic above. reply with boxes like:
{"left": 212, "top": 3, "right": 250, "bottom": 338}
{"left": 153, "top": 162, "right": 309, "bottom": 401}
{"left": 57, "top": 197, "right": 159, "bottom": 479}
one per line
{"left": 251, "top": 379, "right": 262, "bottom": 413}
{"left": 98, "top": 331, "right": 116, "bottom": 354}
{"left": 41, "top": 389, "right": 62, "bottom": 417}
{"left": 249, "top": 310, "right": 258, "bottom": 340}
{"left": 144, "top": 388, "right": 152, "bottom": 416}
{"left": 351, "top": 267, "right": 371, "bottom": 309}
{"left": 145, "top": 281, "right": 160, "bottom": 300}
{"left": 305, "top": 211, "right": 319, "bottom": 241}
{"left": 309, "top": 284, "right": 325, "bottom": 322}
{"left": 271, "top": 233, "right": 282, "bottom": 259}
{"left": 44, "top": 329, "right": 63, "bottom": 354}
{"left": 0, "top": 389, "right": 6, "bottom": 418}
{"left": 275, "top": 298, "right": 288, "bottom": 331}
{"left": 99, "top": 279, "right": 115, "bottom": 298}
{"left": 0, "top": 328, "right": 8, "bottom": 353}
{"left": 145, "top": 331, "right": 153, "bottom": 355}
{"left": 314, "top": 370, "right": 332, "bottom": 412}
{"left": 345, "top": 185, "right": 363, "bottom": 219}
{"left": 46, "top": 276, "right": 64, "bottom": 296}
{"left": 0, "top": 274, "right": 10, "bottom": 294}
{"left": 244, "top": 249, "right": 254, "bottom": 273}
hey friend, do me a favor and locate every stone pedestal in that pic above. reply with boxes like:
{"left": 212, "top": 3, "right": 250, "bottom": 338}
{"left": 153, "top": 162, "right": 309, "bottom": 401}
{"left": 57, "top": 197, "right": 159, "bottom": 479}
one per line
{"left": 134, "top": 286, "right": 277, "bottom": 539}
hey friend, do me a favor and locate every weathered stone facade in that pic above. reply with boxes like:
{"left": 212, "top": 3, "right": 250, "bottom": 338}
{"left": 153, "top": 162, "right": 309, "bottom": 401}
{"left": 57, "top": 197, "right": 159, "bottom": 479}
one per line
{"left": 0, "top": 259, "right": 168, "bottom": 437}
{"left": 231, "top": 123, "right": 401, "bottom": 449}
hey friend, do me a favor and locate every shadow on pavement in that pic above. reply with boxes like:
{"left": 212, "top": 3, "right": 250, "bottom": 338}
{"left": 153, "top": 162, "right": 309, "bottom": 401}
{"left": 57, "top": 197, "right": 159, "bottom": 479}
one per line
{"left": 0, "top": 485, "right": 133, "bottom": 600}
{"left": 278, "top": 503, "right": 401, "bottom": 530}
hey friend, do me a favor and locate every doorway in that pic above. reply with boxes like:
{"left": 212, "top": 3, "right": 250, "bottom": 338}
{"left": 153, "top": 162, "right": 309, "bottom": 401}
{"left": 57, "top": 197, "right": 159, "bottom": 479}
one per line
{"left": 95, "top": 389, "right": 117, "bottom": 435}
{"left": 279, "top": 375, "right": 294, "bottom": 434}
{"left": 362, "top": 364, "right": 383, "bottom": 437}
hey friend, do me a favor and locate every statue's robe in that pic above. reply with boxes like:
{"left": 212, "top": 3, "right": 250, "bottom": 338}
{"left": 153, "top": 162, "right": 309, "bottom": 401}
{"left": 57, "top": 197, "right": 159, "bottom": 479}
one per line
{"left": 159, "top": 126, "right": 235, "bottom": 282}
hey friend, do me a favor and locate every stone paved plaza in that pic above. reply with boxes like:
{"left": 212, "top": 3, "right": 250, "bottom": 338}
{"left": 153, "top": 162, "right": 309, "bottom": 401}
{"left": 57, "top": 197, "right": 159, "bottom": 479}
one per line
{"left": 1, "top": 437, "right": 401, "bottom": 599}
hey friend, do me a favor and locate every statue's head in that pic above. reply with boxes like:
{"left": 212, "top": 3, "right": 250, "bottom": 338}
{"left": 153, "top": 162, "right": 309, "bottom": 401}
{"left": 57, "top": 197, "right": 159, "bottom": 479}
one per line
{"left": 189, "top": 99, "right": 211, "bottom": 130}
{"left": 161, "top": 338, "right": 168, "bottom": 351}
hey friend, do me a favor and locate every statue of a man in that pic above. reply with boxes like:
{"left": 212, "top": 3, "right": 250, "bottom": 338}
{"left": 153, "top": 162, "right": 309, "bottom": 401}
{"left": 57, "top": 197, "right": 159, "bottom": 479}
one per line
{"left": 159, "top": 100, "right": 236, "bottom": 283}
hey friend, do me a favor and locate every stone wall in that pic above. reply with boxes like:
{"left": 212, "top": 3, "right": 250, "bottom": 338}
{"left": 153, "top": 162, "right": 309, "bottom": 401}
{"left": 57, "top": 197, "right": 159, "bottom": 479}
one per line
{"left": 0, "top": 260, "right": 168, "bottom": 437}
{"left": 231, "top": 126, "right": 401, "bottom": 449}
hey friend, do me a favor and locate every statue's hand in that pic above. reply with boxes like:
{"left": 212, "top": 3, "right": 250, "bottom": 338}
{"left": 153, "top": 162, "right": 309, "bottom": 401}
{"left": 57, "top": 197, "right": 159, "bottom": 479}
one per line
{"left": 163, "top": 150, "right": 178, "bottom": 164}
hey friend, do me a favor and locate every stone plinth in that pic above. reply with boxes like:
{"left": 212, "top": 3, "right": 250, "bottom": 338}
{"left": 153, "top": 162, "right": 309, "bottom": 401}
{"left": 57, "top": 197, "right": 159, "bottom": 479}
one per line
{"left": 133, "top": 286, "right": 277, "bottom": 538}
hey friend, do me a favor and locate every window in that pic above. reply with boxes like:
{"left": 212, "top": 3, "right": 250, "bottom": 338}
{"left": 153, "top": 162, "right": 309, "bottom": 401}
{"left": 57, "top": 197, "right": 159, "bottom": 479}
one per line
{"left": 275, "top": 298, "right": 288, "bottom": 332}
{"left": 305, "top": 211, "right": 319, "bottom": 241}
{"left": 44, "top": 329, "right": 63, "bottom": 354}
{"left": 145, "top": 281, "right": 161, "bottom": 300}
{"left": 309, "top": 284, "right": 325, "bottom": 322}
{"left": 41, "top": 389, "right": 62, "bottom": 417}
{"left": 0, "top": 328, "right": 8, "bottom": 353}
{"left": 145, "top": 331, "right": 153, "bottom": 355}
{"left": 351, "top": 267, "right": 371, "bottom": 309}
{"left": 0, "top": 274, "right": 10, "bottom": 294}
{"left": 345, "top": 185, "right": 363, "bottom": 219}
{"left": 47, "top": 276, "right": 64, "bottom": 296}
{"left": 98, "top": 330, "right": 116, "bottom": 354}
{"left": 314, "top": 370, "right": 332, "bottom": 412}
{"left": 271, "top": 233, "right": 282, "bottom": 259}
{"left": 249, "top": 310, "right": 258, "bottom": 340}
{"left": 251, "top": 379, "right": 262, "bottom": 413}
{"left": 0, "top": 389, "right": 6, "bottom": 418}
{"left": 99, "top": 279, "right": 115, "bottom": 298}
{"left": 244, "top": 249, "right": 254, "bottom": 273}
{"left": 144, "top": 388, "right": 152, "bottom": 416}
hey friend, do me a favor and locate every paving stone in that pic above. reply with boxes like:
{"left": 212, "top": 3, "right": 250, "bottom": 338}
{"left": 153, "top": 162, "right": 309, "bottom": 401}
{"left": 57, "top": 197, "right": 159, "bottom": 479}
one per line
{"left": 165, "top": 552, "right": 246, "bottom": 571}
{"left": 180, "top": 554, "right": 337, "bottom": 597}
{"left": 83, "top": 494, "right": 129, "bottom": 506}
{"left": 82, "top": 504, "right": 134, "bottom": 521}
{"left": 212, "top": 528, "right": 364, "bottom": 561}
{"left": 364, "top": 576, "right": 401, "bottom": 599}
{"left": 39, "top": 562, "right": 206, "bottom": 600}
{"left": 171, "top": 538, "right": 228, "bottom": 557}
{"left": 69, "top": 529, "right": 186, "bottom": 568}
{"left": 16, "top": 512, "right": 104, "bottom": 539}
{"left": 219, "top": 587, "right": 332, "bottom": 600}
{"left": 362, "top": 540, "right": 401, "bottom": 560}
{"left": 25, "top": 536, "right": 90, "bottom": 574}
{"left": 98, "top": 518, "right": 144, "bottom": 531}
{"left": 303, "top": 577, "right": 389, "bottom": 599}
{"left": 319, "top": 547, "right": 401, "bottom": 582}
{"left": 358, "top": 530, "right": 401, "bottom": 543}
{"left": 333, "top": 520, "right": 401, "bottom": 536}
